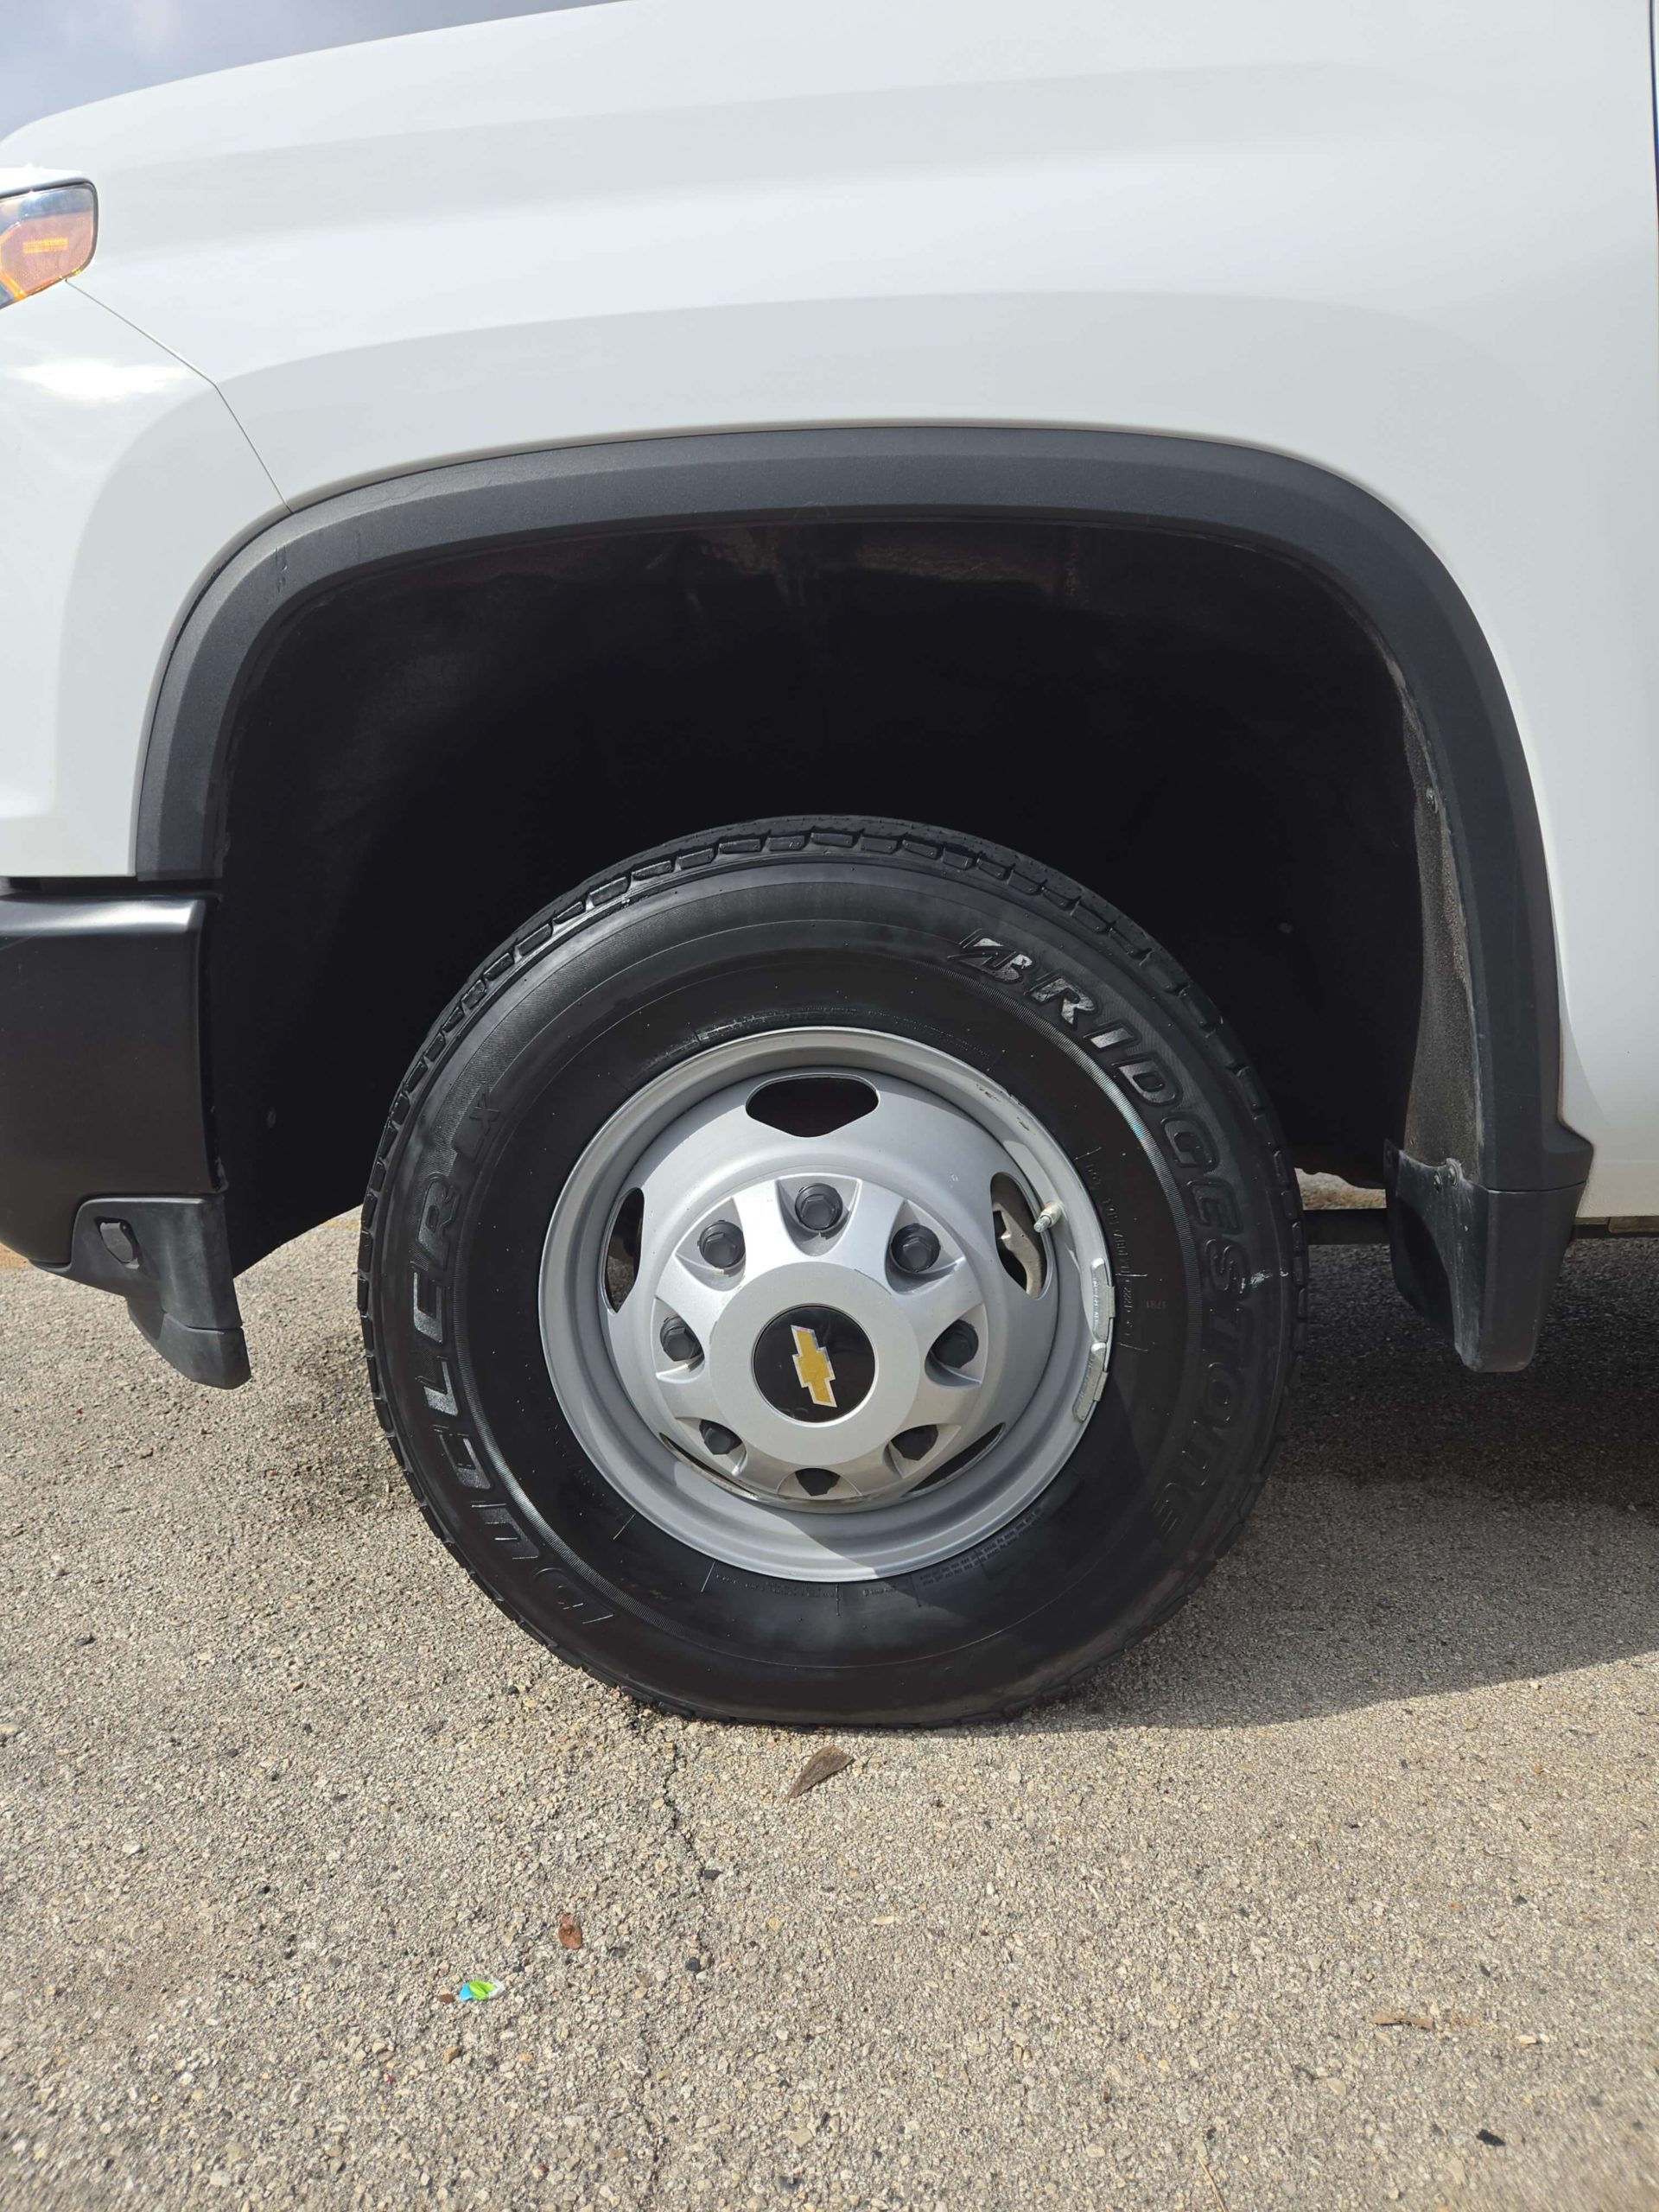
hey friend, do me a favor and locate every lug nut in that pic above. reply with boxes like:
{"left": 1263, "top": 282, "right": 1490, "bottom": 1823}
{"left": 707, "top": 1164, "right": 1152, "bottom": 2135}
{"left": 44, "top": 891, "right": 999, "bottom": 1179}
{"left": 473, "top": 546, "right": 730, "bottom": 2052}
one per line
{"left": 700, "top": 1421, "right": 741, "bottom": 1457}
{"left": 659, "top": 1316, "right": 702, "bottom": 1364}
{"left": 795, "top": 1467, "right": 840, "bottom": 1497}
{"left": 932, "top": 1320, "right": 979, "bottom": 1370}
{"left": 893, "top": 1425, "right": 938, "bottom": 1461}
{"left": 793, "top": 1182, "right": 844, "bottom": 1235}
{"left": 890, "top": 1224, "right": 940, "bottom": 1275}
{"left": 698, "top": 1219, "right": 745, "bottom": 1271}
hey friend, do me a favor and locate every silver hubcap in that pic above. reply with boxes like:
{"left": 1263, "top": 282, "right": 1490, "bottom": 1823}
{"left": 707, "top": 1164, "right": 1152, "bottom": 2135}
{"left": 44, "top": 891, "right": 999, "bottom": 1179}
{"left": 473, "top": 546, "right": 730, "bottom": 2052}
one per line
{"left": 539, "top": 1030, "right": 1112, "bottom": 1582}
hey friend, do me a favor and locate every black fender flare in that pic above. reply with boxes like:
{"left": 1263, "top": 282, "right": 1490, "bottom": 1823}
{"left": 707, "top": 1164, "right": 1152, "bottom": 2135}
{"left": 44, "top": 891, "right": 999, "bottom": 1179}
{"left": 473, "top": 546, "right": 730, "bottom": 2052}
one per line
{"left": 137, "top": 426, "right": 1590, "bottom": 1366}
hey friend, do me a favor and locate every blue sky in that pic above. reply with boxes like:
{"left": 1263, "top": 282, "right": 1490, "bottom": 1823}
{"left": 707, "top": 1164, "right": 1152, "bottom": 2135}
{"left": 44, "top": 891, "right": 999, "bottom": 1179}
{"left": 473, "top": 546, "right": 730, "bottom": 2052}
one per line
{"left": 2, "top": 0, "right": 611, "bottom": 141}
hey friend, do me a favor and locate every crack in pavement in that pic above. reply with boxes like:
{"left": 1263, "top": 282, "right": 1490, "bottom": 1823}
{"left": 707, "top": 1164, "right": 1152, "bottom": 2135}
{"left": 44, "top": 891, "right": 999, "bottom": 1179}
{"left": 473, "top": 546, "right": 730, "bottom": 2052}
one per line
{"left": 631, "top": 1714, "right": 721, "bottom": 2211}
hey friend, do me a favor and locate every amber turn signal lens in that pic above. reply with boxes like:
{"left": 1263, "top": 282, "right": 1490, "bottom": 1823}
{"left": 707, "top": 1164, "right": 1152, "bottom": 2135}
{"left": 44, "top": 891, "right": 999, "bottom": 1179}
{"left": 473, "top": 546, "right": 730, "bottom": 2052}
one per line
{"left": 0, "top": 183, "right": 97, "bottom": 308}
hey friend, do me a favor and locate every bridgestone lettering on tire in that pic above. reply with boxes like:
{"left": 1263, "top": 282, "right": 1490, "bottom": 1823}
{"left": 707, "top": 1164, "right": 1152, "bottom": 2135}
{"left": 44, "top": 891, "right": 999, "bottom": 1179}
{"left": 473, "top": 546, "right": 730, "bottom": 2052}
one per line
{"left": 361, "top": 818, "right": 1306, "bottom": 1725}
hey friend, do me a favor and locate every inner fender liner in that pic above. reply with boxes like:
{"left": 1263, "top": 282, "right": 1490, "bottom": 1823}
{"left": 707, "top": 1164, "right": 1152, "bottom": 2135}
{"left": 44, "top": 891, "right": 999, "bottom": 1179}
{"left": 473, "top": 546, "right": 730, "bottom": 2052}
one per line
{"left": 134, "top": 425, "right": 1592, "bottom": 1370}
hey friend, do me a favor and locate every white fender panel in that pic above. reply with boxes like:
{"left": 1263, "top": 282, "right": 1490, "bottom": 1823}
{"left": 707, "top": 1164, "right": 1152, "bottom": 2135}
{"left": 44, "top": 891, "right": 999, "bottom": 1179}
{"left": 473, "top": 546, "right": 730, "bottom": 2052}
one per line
{"left": 0, "top": 283, "right": 283, "bottom": 875}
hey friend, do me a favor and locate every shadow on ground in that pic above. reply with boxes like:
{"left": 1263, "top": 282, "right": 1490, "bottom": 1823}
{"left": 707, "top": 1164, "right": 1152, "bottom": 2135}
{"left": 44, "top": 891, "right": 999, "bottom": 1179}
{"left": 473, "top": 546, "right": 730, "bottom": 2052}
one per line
{"left": 241, "top": 1228, "right": 1659, "bottom": 1736}
{"left": 1048, "top": 1238, "right": 1659, "bottom": 1732}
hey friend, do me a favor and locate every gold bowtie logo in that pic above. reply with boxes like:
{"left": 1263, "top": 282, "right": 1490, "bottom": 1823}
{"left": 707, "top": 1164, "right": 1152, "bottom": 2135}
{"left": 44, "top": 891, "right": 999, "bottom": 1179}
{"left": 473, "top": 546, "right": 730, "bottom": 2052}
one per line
{"left": 790, "top": 1325, "right": 837, "bottom": 1408}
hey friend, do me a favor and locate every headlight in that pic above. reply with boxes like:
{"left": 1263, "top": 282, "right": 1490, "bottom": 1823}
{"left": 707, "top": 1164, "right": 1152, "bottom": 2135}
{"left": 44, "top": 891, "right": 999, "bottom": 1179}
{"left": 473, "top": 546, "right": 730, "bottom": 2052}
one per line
{"left": 0, "top": 183, "right": 97, "bottom": 308}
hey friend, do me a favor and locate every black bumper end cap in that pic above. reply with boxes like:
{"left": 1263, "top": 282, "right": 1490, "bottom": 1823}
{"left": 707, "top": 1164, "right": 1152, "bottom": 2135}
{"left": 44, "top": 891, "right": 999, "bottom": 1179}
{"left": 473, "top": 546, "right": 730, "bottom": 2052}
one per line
{"left": 1386, "top": 1147, "right": 1582, "bottom": 1373}
{"left": 139, "top": 1310, "right": 251, "bottom": 1391}
{"left": 46, "top": 1194, "right": 249, "bottom": 1390}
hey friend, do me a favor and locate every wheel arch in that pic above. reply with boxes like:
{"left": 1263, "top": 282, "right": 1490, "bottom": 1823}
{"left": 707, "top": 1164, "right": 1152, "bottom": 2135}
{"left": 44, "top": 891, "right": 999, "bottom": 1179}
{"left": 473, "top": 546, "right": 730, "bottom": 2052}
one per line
{"left": 138, "top": 425, "right": 1590, "bottom": 1367}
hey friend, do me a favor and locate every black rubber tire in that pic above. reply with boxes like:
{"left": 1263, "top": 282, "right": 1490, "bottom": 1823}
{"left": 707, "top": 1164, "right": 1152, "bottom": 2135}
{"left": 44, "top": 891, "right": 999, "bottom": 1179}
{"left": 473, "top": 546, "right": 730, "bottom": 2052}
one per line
{"left": 361, "top": 818, "right": 1305, "bottom": 1725}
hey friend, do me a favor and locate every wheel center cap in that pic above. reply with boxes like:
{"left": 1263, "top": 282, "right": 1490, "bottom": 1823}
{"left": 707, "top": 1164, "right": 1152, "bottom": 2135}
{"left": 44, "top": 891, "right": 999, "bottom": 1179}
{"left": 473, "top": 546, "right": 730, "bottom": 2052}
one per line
{"left": 752, "top": 1306, "right": 875, "bottom": 1423}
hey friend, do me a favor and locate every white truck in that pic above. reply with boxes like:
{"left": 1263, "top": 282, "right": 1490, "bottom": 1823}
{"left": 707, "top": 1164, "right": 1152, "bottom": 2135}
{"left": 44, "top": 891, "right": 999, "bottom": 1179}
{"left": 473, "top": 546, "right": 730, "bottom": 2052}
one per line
{"left": 0, "top": 0, "right": 1648, "bottom": 1723}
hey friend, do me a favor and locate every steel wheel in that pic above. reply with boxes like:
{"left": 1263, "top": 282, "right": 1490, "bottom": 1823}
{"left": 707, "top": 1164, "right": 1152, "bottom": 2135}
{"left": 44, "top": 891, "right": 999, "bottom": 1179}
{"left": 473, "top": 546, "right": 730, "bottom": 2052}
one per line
{"left": 540, "top": 1029, "right": 1111, "bottom": 1580}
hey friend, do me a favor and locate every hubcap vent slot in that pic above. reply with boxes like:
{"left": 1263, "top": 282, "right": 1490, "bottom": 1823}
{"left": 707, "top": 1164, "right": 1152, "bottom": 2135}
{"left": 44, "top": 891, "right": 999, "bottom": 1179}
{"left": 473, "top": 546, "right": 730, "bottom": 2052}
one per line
{"left": 991, "top": 1173, "right": 1046, "bottom": 1295}
{"left": 747, "top": 1075, "right": 877, "bottom": 1136}
{"left": 603, "top": 1187, "right": 644, "bottom": 1309}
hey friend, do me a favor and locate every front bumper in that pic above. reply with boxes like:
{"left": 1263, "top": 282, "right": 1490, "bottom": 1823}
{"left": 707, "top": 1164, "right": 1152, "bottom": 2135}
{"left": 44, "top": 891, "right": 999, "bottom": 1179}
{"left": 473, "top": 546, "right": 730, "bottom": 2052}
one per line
{"left": 0, "top": 891, "right": 247, "bottom": 1385}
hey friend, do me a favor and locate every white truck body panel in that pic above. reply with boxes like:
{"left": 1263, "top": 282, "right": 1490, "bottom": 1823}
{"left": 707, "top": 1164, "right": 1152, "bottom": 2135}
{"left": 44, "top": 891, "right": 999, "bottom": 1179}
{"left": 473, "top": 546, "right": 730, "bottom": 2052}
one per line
{"left": 2, "top": 0, "right": 1657, "bottom": 1209}
{"left": 0, "top": 280, "right": 283, "bottom": 874}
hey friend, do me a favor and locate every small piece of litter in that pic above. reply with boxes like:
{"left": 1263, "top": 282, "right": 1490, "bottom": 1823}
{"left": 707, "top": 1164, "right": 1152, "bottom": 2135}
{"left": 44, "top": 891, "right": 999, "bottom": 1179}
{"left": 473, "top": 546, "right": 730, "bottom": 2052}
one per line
{"left": 785, "top": 1745, "right": 854, "bottom": 1800}
{"left": 557, "top": 1912, "right": 583, "bottom": 1950}
{"left": 1476, "top": 2129, "right": 1506, "bottom": 2147}
{"left": 1516, "top": 2035, "right": 1547, "bottom": 2048}
{"left": 872, "top": 1914, "right": 900, "bottom": 1926}
{"left": 1370, "top": 2012, "right": 1434, "bottom": 2031}
{"left": 1198, "top": 2145, "right": 1230, "bottom": 2211}
{"left": 455, "top": 1979, "right": 502, "bottom": 2003}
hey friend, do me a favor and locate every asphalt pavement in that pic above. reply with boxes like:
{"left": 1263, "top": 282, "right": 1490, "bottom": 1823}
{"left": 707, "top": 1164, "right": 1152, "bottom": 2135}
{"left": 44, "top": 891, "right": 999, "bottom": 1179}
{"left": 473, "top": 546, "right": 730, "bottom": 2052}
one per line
{"left": 2, "top": 1220, "right": 1656, "bottom": 2212}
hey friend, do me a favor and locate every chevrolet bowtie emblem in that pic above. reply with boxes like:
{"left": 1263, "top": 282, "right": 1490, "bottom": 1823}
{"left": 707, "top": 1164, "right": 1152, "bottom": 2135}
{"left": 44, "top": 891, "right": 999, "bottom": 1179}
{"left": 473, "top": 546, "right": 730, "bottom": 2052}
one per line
{"left": 790, "top": 1324, "right": 837, "bottom": 1408}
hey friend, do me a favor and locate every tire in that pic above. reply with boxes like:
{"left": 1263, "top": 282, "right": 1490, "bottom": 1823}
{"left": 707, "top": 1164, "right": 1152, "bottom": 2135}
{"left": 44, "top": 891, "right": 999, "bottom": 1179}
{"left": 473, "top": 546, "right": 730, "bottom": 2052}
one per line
{"left": 361, "top": 818, "right": 1304, "bottom": 1725}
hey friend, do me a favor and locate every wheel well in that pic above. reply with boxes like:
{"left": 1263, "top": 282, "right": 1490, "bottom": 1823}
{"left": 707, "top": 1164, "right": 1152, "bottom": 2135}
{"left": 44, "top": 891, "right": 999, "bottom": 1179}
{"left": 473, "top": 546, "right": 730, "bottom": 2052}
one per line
{"left": 209, "top": 516, "right": 1424, "bottom": 1270}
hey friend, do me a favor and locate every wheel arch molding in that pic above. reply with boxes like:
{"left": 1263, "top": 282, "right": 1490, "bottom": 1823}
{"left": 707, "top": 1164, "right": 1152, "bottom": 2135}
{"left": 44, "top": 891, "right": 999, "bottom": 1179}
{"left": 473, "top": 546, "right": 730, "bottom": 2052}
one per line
{"left": 141, "top": 423, "right": 1590, "bottom": 1369}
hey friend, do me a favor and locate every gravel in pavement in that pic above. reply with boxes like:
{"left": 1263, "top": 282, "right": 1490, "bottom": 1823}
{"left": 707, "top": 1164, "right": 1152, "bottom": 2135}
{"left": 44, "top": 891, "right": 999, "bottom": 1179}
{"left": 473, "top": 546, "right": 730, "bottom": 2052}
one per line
{"left": 1, "top": 1223, "right": 1656, "bottom": 2212}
